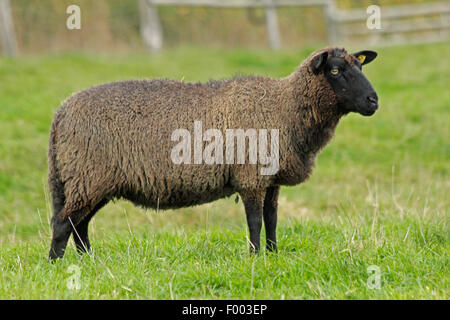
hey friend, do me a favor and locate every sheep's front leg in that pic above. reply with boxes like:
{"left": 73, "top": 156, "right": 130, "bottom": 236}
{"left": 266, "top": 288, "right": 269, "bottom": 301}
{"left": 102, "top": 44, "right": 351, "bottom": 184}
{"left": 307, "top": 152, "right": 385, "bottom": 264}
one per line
{"left": 241, "top": 190, "right": 265, "bottom": 254}
{"left": 263, "top": 186, "right": 280, "bottom": 252}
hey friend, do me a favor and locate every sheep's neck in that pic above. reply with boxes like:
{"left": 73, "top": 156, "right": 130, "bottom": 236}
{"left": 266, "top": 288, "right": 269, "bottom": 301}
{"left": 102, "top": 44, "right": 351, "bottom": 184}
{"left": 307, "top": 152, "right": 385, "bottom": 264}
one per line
{"left": 277, "top": 69, "right": 344, "bottom": 184}
{"left": 297, "top": 109, "right": 341, "bottom": 156}
{"left": 293, "top": 69, "right": 343, "bottom": 149}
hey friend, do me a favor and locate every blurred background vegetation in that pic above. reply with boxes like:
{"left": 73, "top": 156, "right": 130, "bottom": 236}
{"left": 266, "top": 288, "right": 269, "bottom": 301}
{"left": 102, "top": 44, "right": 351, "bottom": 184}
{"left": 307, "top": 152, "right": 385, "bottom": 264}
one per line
{"left": 10, "top": 0, "right": 447, "bottom": 54}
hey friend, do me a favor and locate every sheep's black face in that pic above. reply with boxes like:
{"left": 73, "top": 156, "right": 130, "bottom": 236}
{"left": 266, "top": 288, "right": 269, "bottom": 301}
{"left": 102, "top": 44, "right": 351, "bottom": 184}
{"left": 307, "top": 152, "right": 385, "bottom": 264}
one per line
{"left": 312, "top": 49, "right": 379, "bottom": 116}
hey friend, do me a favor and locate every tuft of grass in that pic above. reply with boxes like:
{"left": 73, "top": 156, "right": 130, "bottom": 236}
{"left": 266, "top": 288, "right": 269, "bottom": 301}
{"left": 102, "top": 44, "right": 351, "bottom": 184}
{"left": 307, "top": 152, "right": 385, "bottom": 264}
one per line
{"left": 0, "top": 43, "right": 448, "bottom": 299}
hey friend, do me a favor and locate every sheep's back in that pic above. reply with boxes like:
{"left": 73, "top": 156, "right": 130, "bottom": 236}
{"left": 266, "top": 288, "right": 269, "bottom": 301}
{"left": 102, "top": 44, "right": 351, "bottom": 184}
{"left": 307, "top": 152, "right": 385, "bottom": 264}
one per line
{"left": 52, "top": 79, "right": 234, "bottom": 209}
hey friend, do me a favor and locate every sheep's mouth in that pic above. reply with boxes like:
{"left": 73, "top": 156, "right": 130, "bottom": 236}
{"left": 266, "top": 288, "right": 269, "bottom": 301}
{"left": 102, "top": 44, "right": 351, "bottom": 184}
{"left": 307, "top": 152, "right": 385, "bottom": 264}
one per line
{"left": 351, "top": 96, "right": 378, "bottom": 116}
{"left": 358, "top": 102, "right": 378, "bottom": 116}
{"left": 358, "top": 107, "right": 377, "bottom": 116}
{"left": 340, "top": 97, "right": 378, "bottom": 116}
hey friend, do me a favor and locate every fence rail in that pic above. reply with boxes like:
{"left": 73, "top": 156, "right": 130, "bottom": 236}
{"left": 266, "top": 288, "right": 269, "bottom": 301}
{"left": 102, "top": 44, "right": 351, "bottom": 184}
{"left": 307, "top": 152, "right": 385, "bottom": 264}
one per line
{"left": 149, "top": 0, "right": 331, "bottom": 7}
{"left": 334, "top": 1, "right": 450, "bottom": 45}
{"left": 333, "top": 2, "right": 449, "bottom": 22}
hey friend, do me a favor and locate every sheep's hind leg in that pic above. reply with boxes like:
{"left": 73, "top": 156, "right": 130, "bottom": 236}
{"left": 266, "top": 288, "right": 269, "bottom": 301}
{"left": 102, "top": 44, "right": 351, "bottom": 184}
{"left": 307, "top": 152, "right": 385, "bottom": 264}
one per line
{"left": 263, "top": 186, "right": 280, "bottom": 253}
{"left": 48, "top": 175, "right": 72, "bottom": 261}
{"left": 49, "top": 216, "right": 73, "bottom": 261}
{"left": 72, "top": 199, "right": 108, "bottom": 254}
{"left": 241, "top": 190, "right": 265, "bottom": 254}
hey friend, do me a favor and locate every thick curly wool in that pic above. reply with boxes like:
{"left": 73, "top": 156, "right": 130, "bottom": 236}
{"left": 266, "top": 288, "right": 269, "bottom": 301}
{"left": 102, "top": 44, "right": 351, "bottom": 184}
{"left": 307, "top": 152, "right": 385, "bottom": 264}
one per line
{"left": 48, "top": 48, "right": 350, "bottom": 225}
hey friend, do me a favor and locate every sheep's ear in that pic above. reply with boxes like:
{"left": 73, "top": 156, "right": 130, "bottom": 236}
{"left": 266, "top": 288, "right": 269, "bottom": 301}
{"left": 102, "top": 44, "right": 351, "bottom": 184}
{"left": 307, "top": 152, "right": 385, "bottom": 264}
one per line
{"left": 353, "top": 50, "right": 377, "bottom": 65}
{"left": 311, "top": 51, "right": 328, "bottom": 74}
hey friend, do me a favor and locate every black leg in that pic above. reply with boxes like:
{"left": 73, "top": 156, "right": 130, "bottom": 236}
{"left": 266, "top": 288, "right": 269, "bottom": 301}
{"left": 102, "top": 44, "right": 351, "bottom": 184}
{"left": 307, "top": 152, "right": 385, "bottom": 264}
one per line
{"left": 49, "top": 216, "right": 73, "bottom": 261}
{"left": 48, "top": 175, "right": 72, "bottom": 261}
{"left": 72, "top": 199, "right": 108, "bottom": 254}
{"left": 241, "top": 191, "right": 264, "bottom": 254}
{"left": 263, "top": 186, "right": 280, "bottom": 252}
{"left": 73, "top": 218, "right": 91, "bottom": 254}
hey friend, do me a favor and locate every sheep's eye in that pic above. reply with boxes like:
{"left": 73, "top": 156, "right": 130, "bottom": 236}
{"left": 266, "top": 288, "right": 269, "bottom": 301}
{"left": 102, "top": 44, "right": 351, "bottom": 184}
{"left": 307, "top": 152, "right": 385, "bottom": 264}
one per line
{"left": 330, "top": 68, "right": 339, "bottom": 75}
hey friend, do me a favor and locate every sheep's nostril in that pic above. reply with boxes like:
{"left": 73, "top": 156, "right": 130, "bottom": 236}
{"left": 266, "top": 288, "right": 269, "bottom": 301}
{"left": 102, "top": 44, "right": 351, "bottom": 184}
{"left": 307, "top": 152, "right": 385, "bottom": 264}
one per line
{"left": 367, "top": 96, "right": 378, "bottom": 104}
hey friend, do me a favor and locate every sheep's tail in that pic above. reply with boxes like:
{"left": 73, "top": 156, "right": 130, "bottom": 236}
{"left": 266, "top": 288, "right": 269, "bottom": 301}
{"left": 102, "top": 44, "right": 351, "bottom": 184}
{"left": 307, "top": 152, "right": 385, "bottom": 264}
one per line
{"left": 48, "top": 111, "right": 65, "bottom": 220}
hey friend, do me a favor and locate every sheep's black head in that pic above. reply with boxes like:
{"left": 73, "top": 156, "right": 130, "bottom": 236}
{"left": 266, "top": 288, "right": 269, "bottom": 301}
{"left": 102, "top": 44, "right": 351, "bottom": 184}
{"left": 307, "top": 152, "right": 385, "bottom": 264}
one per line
{"left": 312, "top": 48, "right": 379, "bottom": 116}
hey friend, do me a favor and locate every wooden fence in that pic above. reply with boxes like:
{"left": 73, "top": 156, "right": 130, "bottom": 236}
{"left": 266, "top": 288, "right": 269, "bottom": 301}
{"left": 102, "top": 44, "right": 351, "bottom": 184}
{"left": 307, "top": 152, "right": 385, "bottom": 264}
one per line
{"left": 140, "top": 0, "right": 450, "bottom": 50}
{"left": 140, "top": 0, "right": 333, "bottom": 51}
{"left": 1, "top": 0, "right": 449, "bottom": 55}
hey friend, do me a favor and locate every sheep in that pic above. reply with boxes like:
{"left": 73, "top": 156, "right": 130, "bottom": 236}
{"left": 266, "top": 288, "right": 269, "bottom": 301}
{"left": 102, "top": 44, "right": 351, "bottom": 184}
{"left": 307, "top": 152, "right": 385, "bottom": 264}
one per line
{"left": 48, "top": 47, "right": 379, "bottom": 260}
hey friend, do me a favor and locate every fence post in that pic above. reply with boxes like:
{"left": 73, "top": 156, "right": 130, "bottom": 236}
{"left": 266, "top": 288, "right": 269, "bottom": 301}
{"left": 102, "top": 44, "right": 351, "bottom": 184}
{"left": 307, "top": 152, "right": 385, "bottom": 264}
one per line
{"left": 440, "top": 9, "right": 449, "bottom": 41}
{"left": 0, "top": 0, "right": 17, "bottom": 57}
{"left": 139, "top": 0, "right": 163, "bottom": 52}
{"left": 265, "top": 0, "right": 281, "bottom": 50}
{"left": 324, "top": 0, "right": 338, "bottom": 45}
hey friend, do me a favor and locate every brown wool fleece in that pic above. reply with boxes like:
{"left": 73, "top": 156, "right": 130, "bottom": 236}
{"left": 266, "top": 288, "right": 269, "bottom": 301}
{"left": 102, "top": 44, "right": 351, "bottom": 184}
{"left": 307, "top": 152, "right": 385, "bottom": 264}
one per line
{"left": 48, "top": 47, "right": 351, "bottom": 223}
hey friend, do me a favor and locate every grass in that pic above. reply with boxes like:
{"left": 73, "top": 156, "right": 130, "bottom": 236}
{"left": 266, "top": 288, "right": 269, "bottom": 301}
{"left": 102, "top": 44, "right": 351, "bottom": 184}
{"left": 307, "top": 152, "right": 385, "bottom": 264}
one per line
{"left": 0, "top": 43, "right": 448, "bottom": 299}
